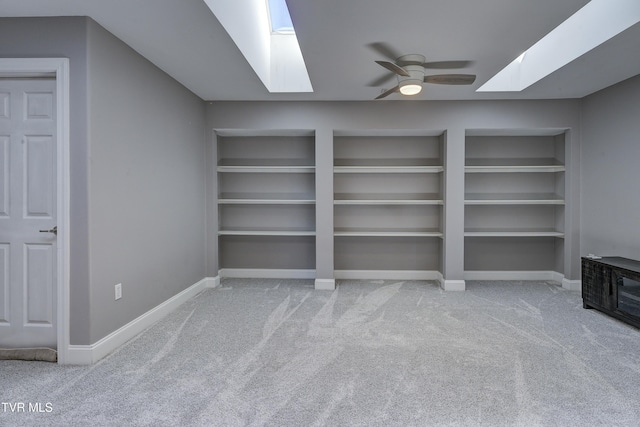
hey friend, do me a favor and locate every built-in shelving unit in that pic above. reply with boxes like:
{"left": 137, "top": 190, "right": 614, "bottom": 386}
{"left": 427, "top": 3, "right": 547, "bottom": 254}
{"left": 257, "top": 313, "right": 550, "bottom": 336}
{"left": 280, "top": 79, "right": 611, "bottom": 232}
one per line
{"left": 464, "top": 130, "right": 567, "bottom": 277}
{"left": 333, "top": 131, "right": 444, "bottom": 278}
{"left": 210, "top": 126, "right": 575, "bottom": 287}
{"left": 216, "top": 130, "right": 316, "bottom": 275}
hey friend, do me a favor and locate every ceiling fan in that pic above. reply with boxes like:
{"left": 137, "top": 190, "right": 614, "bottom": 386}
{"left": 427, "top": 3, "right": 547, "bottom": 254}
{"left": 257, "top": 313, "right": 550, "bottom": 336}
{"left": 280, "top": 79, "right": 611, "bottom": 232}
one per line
{"left": 368, "top": 42, "right": 476, "bottom": 99}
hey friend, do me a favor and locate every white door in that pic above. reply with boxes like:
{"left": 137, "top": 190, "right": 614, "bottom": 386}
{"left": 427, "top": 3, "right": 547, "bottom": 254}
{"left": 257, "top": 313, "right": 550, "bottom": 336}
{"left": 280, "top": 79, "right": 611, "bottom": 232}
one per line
{"left": 0, "top": 78, "right": 57, "bottom": 349}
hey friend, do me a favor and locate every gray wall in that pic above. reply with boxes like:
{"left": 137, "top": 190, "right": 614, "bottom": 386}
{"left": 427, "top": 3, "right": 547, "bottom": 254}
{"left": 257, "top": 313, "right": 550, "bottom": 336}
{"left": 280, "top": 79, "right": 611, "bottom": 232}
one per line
{"left": 86, "top": 21, "right": 206, "bottom": 343}
{"left": 0, "top": 17, "right": 92, "bottom": 344}
{"left": 1, "top": 17, "right": 207, "bottom": 345}
{"left": 581, "top": 75, "right": 640, "bottom": 259}
{"left": 206, "top": 100, "right": 583, "bottom": 280}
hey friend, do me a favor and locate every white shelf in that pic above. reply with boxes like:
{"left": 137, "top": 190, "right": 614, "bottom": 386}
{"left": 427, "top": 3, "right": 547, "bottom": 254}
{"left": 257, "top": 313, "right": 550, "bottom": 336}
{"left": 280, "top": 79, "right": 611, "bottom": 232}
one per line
{"left": 334, "top": 158, "right": 441, "bottom": 167}
{"left": 218, "top": 165, "right": 315, "bottom": 173}
{"left": 219, "top": 228, "right": 316, "bottom": 236}
{"left": 219, "top": 192, "right": 315, "bottom": 205}
{"left": 219, "top": 199, "right": 316, "bottom": 205}
{"left": 218, "top": 158, "right": 314, "bottom": 167}
{"left": 334, "top": 228, "right": 443, "bottom": 237}
{"left": 465, "top": 158, "right": 565, "bottom": 173}
{"left": 334, "top": 193, "right": 443, "bottom": 205}
{"left": 334, "top": 165, "right": 443, "bottom": 174}
{"left": 464, "top": 229, "right": 565, "bottom": 238}
{"left": 464, "top": 193, "right": 564, "bottom": 205}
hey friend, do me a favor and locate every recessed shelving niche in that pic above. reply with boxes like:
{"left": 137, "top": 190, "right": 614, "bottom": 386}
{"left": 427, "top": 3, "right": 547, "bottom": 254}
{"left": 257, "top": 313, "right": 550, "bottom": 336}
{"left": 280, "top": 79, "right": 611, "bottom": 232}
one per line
{"left": 333, "top": 131, "right": 444, "bottom": 278}
{"left": 216, "top": 129, "right": 316, "bottom": 275}
{"left": 464, "top": 130, "right": 567, "bottom": 276}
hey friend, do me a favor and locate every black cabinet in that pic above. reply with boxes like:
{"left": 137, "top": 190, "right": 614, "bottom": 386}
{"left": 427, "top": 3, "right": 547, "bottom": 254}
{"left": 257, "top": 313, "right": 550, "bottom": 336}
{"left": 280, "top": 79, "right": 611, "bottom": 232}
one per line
{"left": 582, "top": 256, "right": 640, "bottom": 328}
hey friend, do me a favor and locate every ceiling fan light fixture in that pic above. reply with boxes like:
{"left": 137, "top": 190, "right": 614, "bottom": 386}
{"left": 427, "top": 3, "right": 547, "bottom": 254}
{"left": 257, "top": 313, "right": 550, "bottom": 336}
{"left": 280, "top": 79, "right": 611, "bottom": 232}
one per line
{"left": 399, "top": 79, "right": 423, "bottom": 95}
{"left": 398, "top": 63, "right": 425, "bottom": 96}
{"left": 370, "top": 47, "right": 475, "bottom": 99}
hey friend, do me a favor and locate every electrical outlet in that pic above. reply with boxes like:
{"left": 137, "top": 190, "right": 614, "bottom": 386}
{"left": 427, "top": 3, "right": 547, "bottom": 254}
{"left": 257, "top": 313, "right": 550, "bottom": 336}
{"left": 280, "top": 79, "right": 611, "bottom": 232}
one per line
{"left": 115, "top": 283, "right": 122, "bottom": 300}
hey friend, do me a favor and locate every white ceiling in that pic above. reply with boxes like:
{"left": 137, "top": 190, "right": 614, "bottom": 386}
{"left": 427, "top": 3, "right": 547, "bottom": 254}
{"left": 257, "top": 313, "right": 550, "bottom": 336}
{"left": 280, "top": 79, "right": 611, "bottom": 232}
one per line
{"left": 2, "top": 0, "right": 639, "bottom": 101}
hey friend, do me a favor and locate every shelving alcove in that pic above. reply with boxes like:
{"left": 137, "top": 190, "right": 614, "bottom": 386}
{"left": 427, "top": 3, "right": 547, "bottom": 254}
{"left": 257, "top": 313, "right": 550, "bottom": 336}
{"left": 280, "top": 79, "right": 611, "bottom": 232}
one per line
{"left": 215, "top": 129, "right": 316, "bottom": 278}
{"left": 333, "top": 130, "right": 445, "bottom": 280}
{"left": 464, "top": 129, "right": 568, "bottom": 281}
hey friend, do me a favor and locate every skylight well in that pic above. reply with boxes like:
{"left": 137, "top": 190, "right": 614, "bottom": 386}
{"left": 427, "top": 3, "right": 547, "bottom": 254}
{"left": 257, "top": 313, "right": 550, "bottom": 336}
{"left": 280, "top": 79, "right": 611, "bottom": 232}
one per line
{"left": 203, "top": 0, "right": 312, "bottom": 94}
{"left": 477, "top": 0, "right": 640, "bottom": 92}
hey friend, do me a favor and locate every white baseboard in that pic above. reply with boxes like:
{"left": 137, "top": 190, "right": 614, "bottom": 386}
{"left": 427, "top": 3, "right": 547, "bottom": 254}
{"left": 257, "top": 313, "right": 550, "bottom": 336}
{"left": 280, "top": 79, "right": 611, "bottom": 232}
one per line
{"left": 64, "top": 346, "right": 93, "bottom": 365}
{"left": 65, "top": 277, "right": 211, "bottom": 365}
{"left": 208, "top": 275, "right": 221, "bottom": 288}
{"left": 464, "top": 270, "right": 564, "bottom": 282}
{"left": 562, "top": 278, "right": 581, "bottom": 291}
{"left": 334, "top": 270, "right": 441, "bottom": 281}
{"left": 314, "top": 279, "right": 336, "bottom": 290}
{"left": 219, "top": 268, "right": 316, "bottom": 279}
{"left": 550, "top": 271, "right": 565, "bottom": 284}
{"left": 441, "top": 279, "right": 466, "bottom": 291}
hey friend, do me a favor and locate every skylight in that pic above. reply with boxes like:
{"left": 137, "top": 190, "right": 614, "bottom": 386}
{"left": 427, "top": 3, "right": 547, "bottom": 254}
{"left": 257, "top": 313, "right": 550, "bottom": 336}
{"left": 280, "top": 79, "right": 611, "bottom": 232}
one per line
{"left": 267, "top": 0, "right": 294, "bottom": 34}
{"left": 477, "top": 0, "right": 640, "bottom": 92}
{"left": 203, "top": 0, "right": 312, "bottom": 93}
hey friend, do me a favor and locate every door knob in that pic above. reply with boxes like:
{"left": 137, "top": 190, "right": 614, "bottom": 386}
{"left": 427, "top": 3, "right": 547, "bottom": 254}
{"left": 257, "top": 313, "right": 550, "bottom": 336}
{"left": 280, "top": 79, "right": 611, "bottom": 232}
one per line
{"left": 39, "top": 226, "right": 58, "bottom": 236}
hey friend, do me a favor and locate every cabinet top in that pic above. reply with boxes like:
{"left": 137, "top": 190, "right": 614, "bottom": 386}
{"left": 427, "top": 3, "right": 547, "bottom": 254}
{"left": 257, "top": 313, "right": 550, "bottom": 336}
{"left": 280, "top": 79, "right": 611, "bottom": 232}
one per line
{"left": 582, "top": 256, "right": 640, "bottom": 272}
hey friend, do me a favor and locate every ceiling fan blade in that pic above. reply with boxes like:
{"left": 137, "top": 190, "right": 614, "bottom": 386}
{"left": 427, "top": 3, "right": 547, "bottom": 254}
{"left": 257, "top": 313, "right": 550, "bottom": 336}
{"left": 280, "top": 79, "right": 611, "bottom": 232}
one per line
{"left": 422, "top": 60, "right": 474, "bottom": 69}
{"left": 375, "top": 61, "right": 410, "bottom": 77}
{"left": 367, "top": 42, "right": 402, "bottom": 61}
{"left": 424, "top": 74, "right": 476, "bottom": 85}
{"left": 375, "top": 85, "right": 399, "bottom": 100}
{"left": 367, "top": 72, "right": 396, "bottom": 87}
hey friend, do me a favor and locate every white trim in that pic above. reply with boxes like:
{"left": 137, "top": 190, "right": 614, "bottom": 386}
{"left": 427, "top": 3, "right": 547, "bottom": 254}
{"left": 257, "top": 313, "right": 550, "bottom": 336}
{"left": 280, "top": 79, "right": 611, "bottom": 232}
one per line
{"left": 550, "top": 271, "right": 566, "bottom": 284}
{"left": 63, "top": 346, "right": 93, "bottom": 365}
{"left": 314, "top": 279, "right": 336, "bottom": 290}
{"left": 0, "top": 58, "right": 71, "bottom": 365}
{"left": 464, "top": 270, "right": 565, "bottom": 283}
{"left": 219, "top": 268, "right": 316, "bottom": 279}
{"left": 208, "top": 275, "right": 221, "bottom": 288}
{"left": 65, "top": 278, "right": 210, "bottom": 365}
{"left": 441, "top": 279, "right": 466, "bottom": 291}
{"left": 334, "top": 270, "right": 441, "bottom": 281}
{"left": 562, "top": 278, "right": 581, "bottom": 291}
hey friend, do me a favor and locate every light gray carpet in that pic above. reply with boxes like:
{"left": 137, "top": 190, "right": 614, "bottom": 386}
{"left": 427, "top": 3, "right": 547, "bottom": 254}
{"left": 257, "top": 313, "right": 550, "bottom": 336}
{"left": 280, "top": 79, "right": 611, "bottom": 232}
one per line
{"left": 2, "top": 279, "right": 640, "bottom": 426}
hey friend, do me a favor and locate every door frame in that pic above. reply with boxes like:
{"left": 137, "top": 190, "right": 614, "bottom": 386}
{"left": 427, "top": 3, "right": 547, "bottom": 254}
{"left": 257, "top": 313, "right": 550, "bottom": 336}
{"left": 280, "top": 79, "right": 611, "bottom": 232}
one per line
{"left": 0, "top": 58, "right": 70, "bottom": 364}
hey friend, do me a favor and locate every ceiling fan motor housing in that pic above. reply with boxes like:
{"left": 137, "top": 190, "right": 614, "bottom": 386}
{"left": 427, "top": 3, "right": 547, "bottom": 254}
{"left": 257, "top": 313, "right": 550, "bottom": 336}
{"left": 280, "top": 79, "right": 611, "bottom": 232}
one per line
{"left": 396, "top": 54, "right": 426, "bottom": 67}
